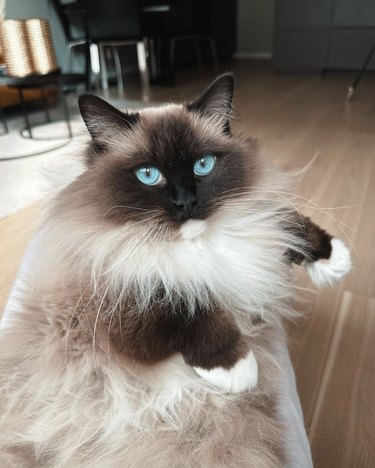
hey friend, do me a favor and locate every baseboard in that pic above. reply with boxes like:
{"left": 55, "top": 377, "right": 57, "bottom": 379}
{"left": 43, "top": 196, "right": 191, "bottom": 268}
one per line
{"left": 234, "top": 52, "right": 273, "bottom": 60}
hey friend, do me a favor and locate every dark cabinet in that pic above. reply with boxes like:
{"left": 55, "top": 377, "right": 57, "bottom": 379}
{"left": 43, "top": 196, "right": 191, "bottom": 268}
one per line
{"left": 328, "top": 29, "right": 375, "bottom": 69}
{"left": 274, "top": 0, "right": 375, "bottom": 71}
{"left": 333, "top": 0, "right": 375, "bottom": 28}
{"left": 276, "top": 0, "right": 332, "bottom": 28}
{"left": 274, "top": 30, "right": 330, "bottom": 70}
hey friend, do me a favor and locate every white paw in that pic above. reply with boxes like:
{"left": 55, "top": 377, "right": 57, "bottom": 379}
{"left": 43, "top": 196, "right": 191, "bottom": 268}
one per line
{"left": 194, "top": 351, "right": 258, "bottom": 394}
{"left": 306, "top": 238, "right": 352, "bottom": 287}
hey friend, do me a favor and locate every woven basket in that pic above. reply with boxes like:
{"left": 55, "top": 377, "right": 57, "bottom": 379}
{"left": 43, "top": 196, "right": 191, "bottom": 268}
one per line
{"left": 0, "top": 18, "right": 58, "bottom": 77}
{"left": 25, "top": 18, "right": 58, "bottom": 75}
{"left": 0, "top": 19, "right": 34, "bottom": 76}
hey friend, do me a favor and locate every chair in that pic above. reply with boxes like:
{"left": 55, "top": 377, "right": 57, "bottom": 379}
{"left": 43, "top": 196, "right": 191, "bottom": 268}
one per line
{"left": 50, "top": 0, "right": 92, "bottom": 90}
{"left": 85, "top": 0, "right": 150, "bottom": 93}
{"left": 52, "top": 0, "right": 150, "bottom": 94}
{"left": 141, "top": 0, "right": 219, "bottom": 85}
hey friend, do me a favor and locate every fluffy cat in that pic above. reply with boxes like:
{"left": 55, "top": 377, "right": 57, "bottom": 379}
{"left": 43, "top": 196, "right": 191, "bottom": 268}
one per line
{"left": 0, "top": 74, "right": 351, "bottom": 467}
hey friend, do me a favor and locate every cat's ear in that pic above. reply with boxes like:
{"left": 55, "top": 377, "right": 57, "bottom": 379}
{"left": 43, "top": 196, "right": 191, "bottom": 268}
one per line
{"left": 78, "top": 94, "right": 139, "bottom": 151}
{"left": 186, "top": 73, "right": 234, "bottom": 134}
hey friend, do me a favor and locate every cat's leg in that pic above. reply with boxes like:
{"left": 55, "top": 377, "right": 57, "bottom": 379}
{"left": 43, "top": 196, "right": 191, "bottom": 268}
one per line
{"left": 177, "top": 308, "right": 258, "bottom": 394}
{"left": 110, "top": 304, "right": 258, "bottom": 394}
{"left": 287, "top": 215, "right": 352, "bottom": 287}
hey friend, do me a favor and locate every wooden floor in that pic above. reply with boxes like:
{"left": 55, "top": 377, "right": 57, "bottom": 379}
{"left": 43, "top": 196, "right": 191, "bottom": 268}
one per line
{"left": 1, "top": 61, "right": 374, "bottom": 467}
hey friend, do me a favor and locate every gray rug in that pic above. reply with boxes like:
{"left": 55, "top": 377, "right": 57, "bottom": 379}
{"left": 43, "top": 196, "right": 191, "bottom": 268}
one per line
{"left": 0, "top": 97, "right": 150, "bottom": 219}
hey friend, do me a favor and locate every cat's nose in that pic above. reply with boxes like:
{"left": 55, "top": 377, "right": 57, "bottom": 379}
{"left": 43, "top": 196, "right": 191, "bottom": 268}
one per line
{"left": 171, "top": 189, "right": 197, "bottom": 213}
{"left": 173, "top": 194, "right": 197, "bottom": 212}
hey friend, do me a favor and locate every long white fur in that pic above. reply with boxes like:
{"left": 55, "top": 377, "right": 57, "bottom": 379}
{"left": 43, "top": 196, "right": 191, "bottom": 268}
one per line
{"left": 180, "top": 219, "right": 208, "bottom": 240}
{"left": 32, "top": 190, "right": 302, "bottom": 320}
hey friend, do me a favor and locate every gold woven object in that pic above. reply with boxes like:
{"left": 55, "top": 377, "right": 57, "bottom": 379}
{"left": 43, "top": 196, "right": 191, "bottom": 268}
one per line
{"left": 0, "top": 19, "right": 34, "bottom": 77}
{"left": 25, "top": 18, "right": 58, "bottom": 75}
{"left": 0, "top": 18, "right": 58, "bottom": 77}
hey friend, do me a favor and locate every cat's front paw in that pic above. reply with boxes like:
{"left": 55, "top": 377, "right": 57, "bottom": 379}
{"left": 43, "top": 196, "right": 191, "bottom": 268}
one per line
{"left": 194, "top": 351, "right": 258, "bottom": 394}
{"left": 306, "top": 238, "right": 352, "bottom": 287}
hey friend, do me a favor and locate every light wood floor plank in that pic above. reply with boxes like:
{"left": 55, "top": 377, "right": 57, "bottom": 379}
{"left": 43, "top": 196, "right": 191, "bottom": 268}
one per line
{"left": 345, "top": 161, "right": 375, "bottom": 298}
{"left": 0, "top": 203, "right": 41, "bottom": 313}
{"left": 1, "top": 62, "right": 374, "bottom": 466}
{"left": 309, "top": 291, "right": 375, "bottom": 468}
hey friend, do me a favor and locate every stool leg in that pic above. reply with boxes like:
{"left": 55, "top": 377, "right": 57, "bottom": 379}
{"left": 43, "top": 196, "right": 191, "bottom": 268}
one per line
{"left": 66, "top": 43, "right": 74, "bottom": 71}
{"left": 112, "top": 46, "right": 124, "bottom": 93}
{"left": 148, "top": 38, "right": 158, "bottom": 78}
{"left": 195, "top": 37, "right": 202, "bottom": 70}
{"left": 208, "top": 37, "right": 219, "bottom": 74}
{"left": 84, "top": 40, "right": 91, "bottom": 91}
{"left": 137, "top": 40, "right": 150, "bottom": 96}
{"left": 89, "top": 43, "right": 101, "bottom": 90}
{"left": 99, "top": 44, "right": 109, "bottom": 90}
{"left": 168, "top": 37, "right": 176, "bottom": 86}
{"left": 156, "top": 38, "right": 162, "bottom": 76}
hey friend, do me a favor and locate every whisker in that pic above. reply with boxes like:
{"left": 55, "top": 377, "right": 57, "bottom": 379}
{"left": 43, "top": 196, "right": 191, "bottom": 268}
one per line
{"left": 217, "top": 185, "right": 355, "bottom": 249}
{"left": 102, "top": 206, "right": 158, "bottom": 220}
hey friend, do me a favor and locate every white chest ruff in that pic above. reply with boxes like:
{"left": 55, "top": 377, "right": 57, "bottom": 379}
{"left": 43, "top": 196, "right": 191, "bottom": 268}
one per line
{"left": 102, "top": 215, "right": 296, "bottom": 318}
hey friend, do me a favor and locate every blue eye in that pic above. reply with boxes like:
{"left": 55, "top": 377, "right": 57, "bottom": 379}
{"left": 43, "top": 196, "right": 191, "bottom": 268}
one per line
{"left": 135, "top": 166, "right": 164, "bottom": 186}
{"left": 193, "top": 154, "right": 216, "bottom": 176}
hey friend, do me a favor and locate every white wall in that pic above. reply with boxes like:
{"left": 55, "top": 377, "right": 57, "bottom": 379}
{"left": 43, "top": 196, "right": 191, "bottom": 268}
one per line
{"left": 236, "top": 0, "right": 275, "bottom": 59}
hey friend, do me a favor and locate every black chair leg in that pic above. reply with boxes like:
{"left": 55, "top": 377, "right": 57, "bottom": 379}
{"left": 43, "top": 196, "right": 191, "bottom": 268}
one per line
{"left": 347, "top": 43, "right": 375, "bottom": 101}
{"left": 0, "top": 105, "right": 8, "bottom": 134}
{"left": 18, "top": 88, "right": 32, "bottom": 138}
{"left": 61, "top": 90, "right": 73, "bottom": 139}
{"left": 83, "top": 8, "right": 92, "bottom": 91}
{"left": 208, "top": 37, "right": 219, "bottom": 75}
{"left": 84, "top": 41, "right": 92, "bottom": 91}
{"left": 42, "top": 88, "right": 52, "bottom": 122}
{"left": 168, "top": 37, "right": 176, "bottom": 86}
{"left": 195, "top": 38, "right": 202, "bottom": 70}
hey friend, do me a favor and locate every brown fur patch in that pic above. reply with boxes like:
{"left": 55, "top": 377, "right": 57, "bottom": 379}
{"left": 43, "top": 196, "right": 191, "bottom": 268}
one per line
{"left": 105, "top": 291, "right": 249, "bottom": 370}
{"left": 287, "top": 214, "right": 333, "bottom": 264}
{"left": 0, "top": 286, "right": 288, "bottom": 467}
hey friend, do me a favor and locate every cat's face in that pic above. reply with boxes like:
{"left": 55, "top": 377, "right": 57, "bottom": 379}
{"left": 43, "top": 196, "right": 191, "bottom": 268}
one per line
{"left": 78, "top": 74, "right": 257, "bottom": 238}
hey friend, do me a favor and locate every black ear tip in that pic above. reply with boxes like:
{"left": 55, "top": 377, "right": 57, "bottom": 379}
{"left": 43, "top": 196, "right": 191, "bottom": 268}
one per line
{"left": 215, "top": 72, "right": 234, "bottom": 88}
{"left": 218, "top": 71, "right": 234, "bottom": 80}
{"left": 78, "top": 94, "right": 95, "bottom": 115}
{"left": 206, "top": 72, "right": 234, "bottom": 99}
{"left": 78, "top": 93, "right": 103, "bottom": 110}
{"left": 78, "top": 93, "right": 93, "bottom": 105}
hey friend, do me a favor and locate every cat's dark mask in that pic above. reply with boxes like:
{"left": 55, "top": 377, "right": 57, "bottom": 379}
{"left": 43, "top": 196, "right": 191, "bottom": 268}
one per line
{"left": 78, "top": 74, "right": 253, "bottom": 227}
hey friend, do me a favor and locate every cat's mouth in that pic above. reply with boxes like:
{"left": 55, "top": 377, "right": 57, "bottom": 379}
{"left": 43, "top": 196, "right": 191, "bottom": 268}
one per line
{"left": 180, "top": 219, "right": 208, "bottom": 240}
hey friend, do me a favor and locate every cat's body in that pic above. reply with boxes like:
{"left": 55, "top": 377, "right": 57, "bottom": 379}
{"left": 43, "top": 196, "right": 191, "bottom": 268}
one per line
{"left": 0, "top": 75, "right": 351, "bottom": 467}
